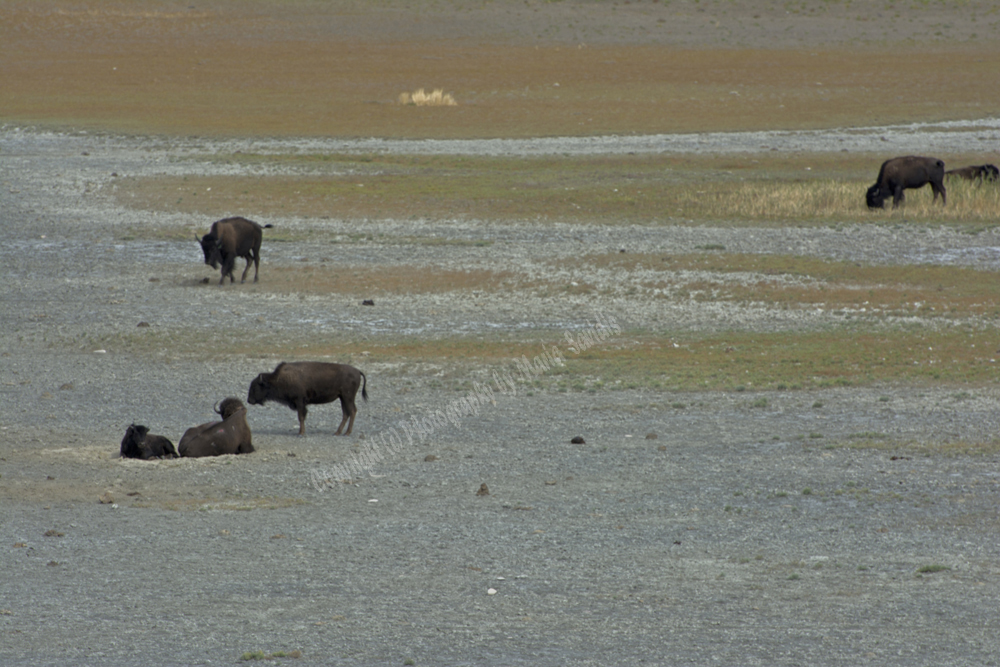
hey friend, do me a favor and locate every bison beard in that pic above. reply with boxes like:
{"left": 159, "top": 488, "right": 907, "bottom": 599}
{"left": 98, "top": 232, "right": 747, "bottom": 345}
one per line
{"left": 866, "top": 156, "right": 946, "bottom": 210}
{"left": 247, "top": 361, "right": 368, "bottom": 436}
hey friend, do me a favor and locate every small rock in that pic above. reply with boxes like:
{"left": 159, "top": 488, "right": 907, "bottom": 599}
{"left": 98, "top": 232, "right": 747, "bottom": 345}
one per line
{"left": 219, "top": 529, "right": 230, "bottom": 536}
{"left": 570, "top": 436, "right": 585, "bottom": 444}
{"left": 148, "top": 277, "right": 159, "bottom": 282}
{"left": 99, "top": 491, "right": 115, "bottom": 504}
{"left": 545, "top": 480, "right": 557, "bottom": 486}
{"left": 361, "top": 299, "right": 375, "bottom": 306}
{"left": 476, "top": 483, "right": 490, "bottom": 496}
{"left": 487, "top": 588, "right": 497, "bottom": 595}
{"left": 59, "top": 383, "right": 74, "bottom": 391}
{"left": 47, "top": 561, "right": 59, "bottom": 567}
{"left": 424, "top": 454, "right": 438, "bottom": 462}
{"left": 200, "top": 277, "right": 210, "bottom": 284}
{"left": 46, "top": 476, "right": 55, "bottom": 481}
{"left": 658, "top": 445, "right": 667, "bottom": 452}
{"left": 645, "top": 432, "right": 658, "bottom": 440}
{"left": 13, "top": 542, "right": 26, "bottom": 548}
{"left": 43, "top": 529, "right": 64, "bottom": 537}
{"left": 287, "top": 452, "right": 296, "bottom": 457}
{"left": 136, "top": 321, "right": 150, "bottom": 328}
{"left": 271, "top": 534, "right": 285, "bottom": 540}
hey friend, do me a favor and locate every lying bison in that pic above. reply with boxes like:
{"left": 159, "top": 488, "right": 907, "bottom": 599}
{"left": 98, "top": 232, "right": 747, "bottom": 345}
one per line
{"left": 197, "top": 216, "right": 274, "bottom": 285}
{"left": 945, "top": 164, "right": 999, "bottom": 183}
{"left": 248, "top": 361, "right": 368, "bottom": 436}
{"left": 120, "top": 424, "right": 177, "bottom": 460}
{"left": 866, "top": 156, "right": 946, "bottom": 209}
{"left": 178, "top": 398, "right": 254, "bottom": 458}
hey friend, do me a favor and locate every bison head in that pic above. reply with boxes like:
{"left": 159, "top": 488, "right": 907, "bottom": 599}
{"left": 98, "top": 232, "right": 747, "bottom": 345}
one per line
{"left": 198, "top": 232, "right": 223, "bottom": 269}
{"left": 215, "top": 397, "right": 246, "bottom": 420}
{"left": 247, "top": 374, "right": 270, "bottom": 406}
{"left": 865, "top": 184, "right": 886, "bottom": 210}
{"left": 120, "top": 423, "right": 150, "bottom": 459}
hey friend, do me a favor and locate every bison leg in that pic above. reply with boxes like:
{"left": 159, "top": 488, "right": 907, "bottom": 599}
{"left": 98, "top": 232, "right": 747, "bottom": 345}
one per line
{"left": 334, "top": 398, "right": 358, "bottom": 436}
{"left": 931, "top": 181, "right": 946, "bottom": 205}
{"left": 250, "top": 249, "right": 261, "bottom": 283}
{"left": 891, "top": 187, "right": 905, "bottom": 209}
{"left": 296, "top": 403, "right": 308, "bottom": 435}
{"left": 239, "top": 255, "right": 253, "bottom": 284}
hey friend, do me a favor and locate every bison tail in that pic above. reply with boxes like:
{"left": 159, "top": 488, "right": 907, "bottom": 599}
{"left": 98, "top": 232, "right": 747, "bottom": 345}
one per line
{"left": 360, "top": 371, "right": 368, "bottom": 402}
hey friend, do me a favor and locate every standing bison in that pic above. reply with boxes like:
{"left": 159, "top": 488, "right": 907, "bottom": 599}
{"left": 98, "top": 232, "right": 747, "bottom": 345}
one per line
{"left": 178, "top": 398, "right": 254, "bottom": 458}
{"left": 866, "top": 156, "right": 946, "bottom": 209}
{"left": 120, "top": 424, "right": 177, "bottom": 460}
{"left": 197, "top": 216, "right": 273, "bottom": 285}
{"left": 248, "top": 361, "right": 368, "bottom": 436}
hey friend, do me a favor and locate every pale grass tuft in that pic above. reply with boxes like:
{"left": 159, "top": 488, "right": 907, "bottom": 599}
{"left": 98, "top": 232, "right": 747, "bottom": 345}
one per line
{"left": 399, "top": 88, "right": 457, "bottom": 106}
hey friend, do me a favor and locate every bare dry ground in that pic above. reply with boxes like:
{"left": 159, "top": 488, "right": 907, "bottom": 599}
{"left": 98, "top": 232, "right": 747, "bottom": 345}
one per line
{"left": 3, "top": 2, "right": 1000, "bottom": 666}
{"left": 3, "top": 0, "right": 1000, "bottom": 137}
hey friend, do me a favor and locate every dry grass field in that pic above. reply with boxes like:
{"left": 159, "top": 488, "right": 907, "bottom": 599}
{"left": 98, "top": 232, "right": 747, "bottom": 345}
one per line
{"left": 3, "top": 0, "right": 1000, "bottom": 138}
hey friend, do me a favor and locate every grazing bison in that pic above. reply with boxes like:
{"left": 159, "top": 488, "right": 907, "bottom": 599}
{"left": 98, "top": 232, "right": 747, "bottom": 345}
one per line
{"left": 178, "top": 398, "right": 254, "bottom": 458}
{"left": 120, "top": 424, "right": 178, "bottom": 460}
{"left": 945, "top": 164, "right": 1000, "bottom": 183}
{"left": 248, "top": 361, "right": 368, "bottom": 436}
{"left": 197, "top": 216, "right": 273, "bottom": 285}
{"left": 866, "top": 156, "right": 946, "bottom": 209}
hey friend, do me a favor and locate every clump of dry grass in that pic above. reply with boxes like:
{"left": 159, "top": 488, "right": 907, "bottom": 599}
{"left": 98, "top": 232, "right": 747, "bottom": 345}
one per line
{"left": 398, "top": 88, "right": 457, "bottom": 106}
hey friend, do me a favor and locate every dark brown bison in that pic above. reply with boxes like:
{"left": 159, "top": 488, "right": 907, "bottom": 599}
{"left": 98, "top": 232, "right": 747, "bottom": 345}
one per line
{"left": 177, "top": 398, "right": 254, "bottom": 458}
{"left": 120, "top": 424, "right": 177, "bottom": 460}
{"left": 248, "top": 361, "right": 368, "bottom": 436}
{"left": 945, "top": 164, "right": 999, "bottom": 183}
{"left": 197, "top": 216, "right": 274, "bottom": 285}
{"left": 866, "top": 156, "right": 946, "bottom": 209}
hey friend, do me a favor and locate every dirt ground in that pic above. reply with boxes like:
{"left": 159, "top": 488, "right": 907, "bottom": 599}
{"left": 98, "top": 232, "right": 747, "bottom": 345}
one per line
{"left": 3, "top": 2, "right": 1000, "bottom": 666}
{"left": 3, "top": 0, "right": 1000, "bottom": 137}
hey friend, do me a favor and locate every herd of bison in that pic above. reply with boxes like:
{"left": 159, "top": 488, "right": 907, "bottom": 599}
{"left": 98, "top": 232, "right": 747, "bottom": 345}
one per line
{"left": 120, "top": 155, "right": 998, "bottom": 461}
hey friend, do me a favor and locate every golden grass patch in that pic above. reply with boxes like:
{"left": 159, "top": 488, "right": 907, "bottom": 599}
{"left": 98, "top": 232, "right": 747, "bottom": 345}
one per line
{"left": 398, "top": 88, "right": 457, "bottom": 106}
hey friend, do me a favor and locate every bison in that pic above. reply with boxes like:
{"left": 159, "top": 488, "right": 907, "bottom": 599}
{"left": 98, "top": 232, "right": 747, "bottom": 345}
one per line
{"left": 866, "top": 156, "right": 946, "bottom": 209}
{"left": 120, "top": 424, "right": 178, "bottom": 460}
{"left": 945, "top": 164, "right": 999, "bottom": 183}
{"left": 248, "top": 361, "right": 368, "bottom": 436}
{"left": 177, "top": 398, "right": 254, "bottom": 458}
{"left": 197, "top": 216, "right": 274, "bottom": 285}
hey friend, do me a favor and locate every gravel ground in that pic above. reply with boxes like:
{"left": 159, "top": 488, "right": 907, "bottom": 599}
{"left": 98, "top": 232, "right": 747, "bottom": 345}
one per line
{"left": 2, "top": 126, "right": 1000, "bottom": 666}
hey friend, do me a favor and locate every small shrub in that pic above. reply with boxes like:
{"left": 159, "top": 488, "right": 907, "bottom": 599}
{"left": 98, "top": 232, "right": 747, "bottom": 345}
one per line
{"left": 917, "top": 564, "right": 951, "bottom": 574}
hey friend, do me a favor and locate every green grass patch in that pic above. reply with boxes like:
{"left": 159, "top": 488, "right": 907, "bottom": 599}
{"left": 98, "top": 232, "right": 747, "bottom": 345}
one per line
{"left": 113, "top": 153, "right": 1000, "bottom": 227}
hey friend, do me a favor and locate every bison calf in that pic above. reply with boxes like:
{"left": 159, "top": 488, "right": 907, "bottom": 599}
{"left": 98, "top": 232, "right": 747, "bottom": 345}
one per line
{"left": 248, "top": 361, "right": 368, "bottom": 436}
{"left": 178, "top": 398, "right": 254, "bottom": 458}
{"left": 120, "top": 424, "right": 177, "bottom": 460}
{"left": 866, "top": 156, "right": 946, "bottom": 209}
